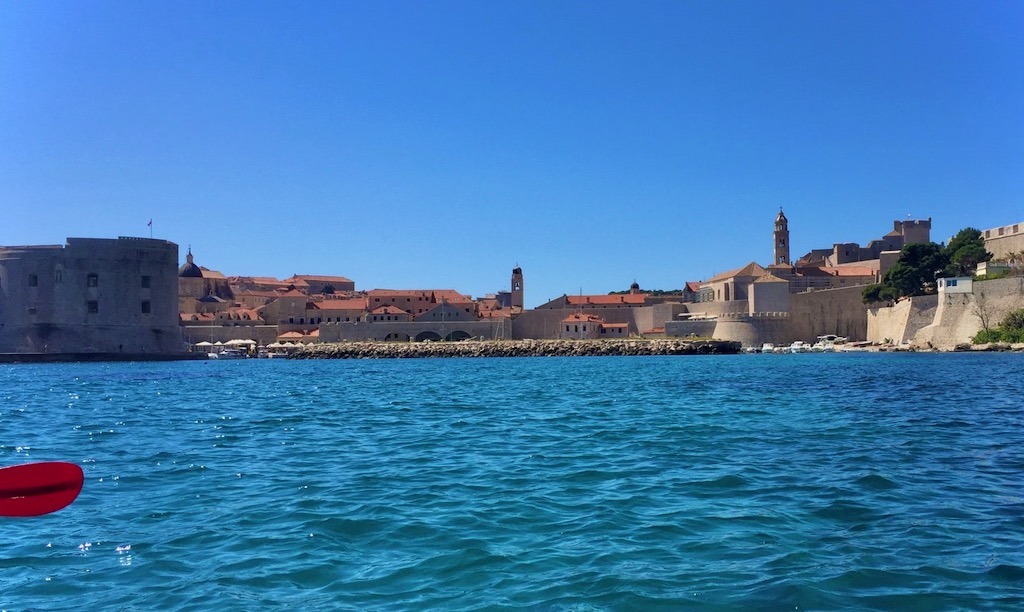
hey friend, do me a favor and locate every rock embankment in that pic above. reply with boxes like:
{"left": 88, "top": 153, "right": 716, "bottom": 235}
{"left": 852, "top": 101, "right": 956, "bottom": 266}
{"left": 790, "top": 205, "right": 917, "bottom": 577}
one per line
{"left": 290, "top": 339, "right": 741, "bottom": 359}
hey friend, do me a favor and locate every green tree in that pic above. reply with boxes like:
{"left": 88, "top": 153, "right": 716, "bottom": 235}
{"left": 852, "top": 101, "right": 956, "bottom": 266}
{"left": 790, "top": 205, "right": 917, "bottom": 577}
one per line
{"left": 881, "top": 242, "right": 948, "bottom": 298}
{"left": 944, "top": 228, "right": 992, "bottom": 276}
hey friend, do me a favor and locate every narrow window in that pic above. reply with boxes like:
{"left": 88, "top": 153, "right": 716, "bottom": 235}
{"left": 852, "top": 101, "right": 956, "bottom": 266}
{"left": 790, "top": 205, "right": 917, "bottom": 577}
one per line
{"left": 141, "top": 301, "right": 151, "bottom": 314}
{"left": 29, "top": 274, "right": 38, "bottom": 287}
{"left": 87, "top": 273, "right": 98, "bottom": 287}
{"left": 55, "top": 269, "right": 63, "bottom": 283}
{"left": 141, "top": 275, "right": 151, "bottom": 288}
{"left": 87, "top": 300, "right": 99, "bottom": 314}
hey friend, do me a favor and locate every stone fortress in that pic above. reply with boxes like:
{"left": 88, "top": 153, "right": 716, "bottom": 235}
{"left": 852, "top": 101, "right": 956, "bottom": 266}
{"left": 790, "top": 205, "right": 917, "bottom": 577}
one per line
{"left": 0, "top": 237, "right": 186, "bottom": 359}
{"left": 1, "top": 212, "right": 1019, "bottom": 358}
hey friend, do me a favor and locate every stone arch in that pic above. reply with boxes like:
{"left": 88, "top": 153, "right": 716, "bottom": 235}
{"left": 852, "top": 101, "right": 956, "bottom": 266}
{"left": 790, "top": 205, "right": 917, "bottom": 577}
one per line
{"left": 444, "top": 330, "right": 472, "bottom": 341}
{"left": 415, "top": 331, "right": 442, "bottom": 342}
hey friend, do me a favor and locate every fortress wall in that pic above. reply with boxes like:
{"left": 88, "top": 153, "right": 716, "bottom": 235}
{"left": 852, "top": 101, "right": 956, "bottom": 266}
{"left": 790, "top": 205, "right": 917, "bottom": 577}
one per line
{"left": 983, "top": 223, "right": 1024, "bottom": 260}
{"left": 688, "top": 300, "right": 749, "bottom": 318}
{"left": 664, "top": 320, "right": 717, "bottom": 338}
{"left": 712, "top": 318, "right": 790, "bottom": 347}
{"left": 914, "top": 276, "right": 1024, "bottom": 348}
{"left": 637, "top": 303, "right": 692, "bottom": 333}
{"left": 787, "top": 286, "right": 871, "bottom": 342}
{"left": 867, "top": 294, "right": 938, "bottom": 344}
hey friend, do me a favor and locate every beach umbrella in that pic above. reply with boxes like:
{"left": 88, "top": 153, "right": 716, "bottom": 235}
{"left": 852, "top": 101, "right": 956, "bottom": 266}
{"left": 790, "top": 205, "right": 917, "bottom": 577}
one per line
{"left": 195, "top": 341, "right": 213, "bottom": 347}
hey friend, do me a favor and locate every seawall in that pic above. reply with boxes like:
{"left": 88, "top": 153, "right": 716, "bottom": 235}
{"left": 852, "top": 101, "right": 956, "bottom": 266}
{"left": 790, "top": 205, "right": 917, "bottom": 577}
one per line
{"left": 290, "top": 338, "right": 742, "bottom": 359}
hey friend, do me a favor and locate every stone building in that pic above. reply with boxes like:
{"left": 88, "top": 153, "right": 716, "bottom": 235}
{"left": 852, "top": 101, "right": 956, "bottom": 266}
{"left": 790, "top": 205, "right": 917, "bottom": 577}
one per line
{"left": 981, "top": 220, "right": 1024, "bottom": 261}
{"left": 0, "top": 237, "right": 187, "bottom": 358}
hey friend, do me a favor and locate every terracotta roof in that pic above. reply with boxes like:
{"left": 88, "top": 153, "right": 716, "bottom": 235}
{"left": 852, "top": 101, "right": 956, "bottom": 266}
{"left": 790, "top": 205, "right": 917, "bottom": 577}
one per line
{"left": 684, "top": 282, "right": 702, "bottom": 293}
{"left": 370, "top": 305, "right": 410, "bottom": 316}
{"left": 753, "top": 272, "right": 789, "bottom": 284}
{"left": 562, "top": 313, "right": 605, "bottom": 323}
{"left": 565, "top": 294, "right": 647, "bottom": 306}
{"left": 818, "top": 266, "right": 877, "bottom": 277}
{"left": 313, "top": 298, "right": 369, "bottom": 310}
{"left": 602, "top": 323, "right": 629, "bottom": 329}
{"left": 234, "top": 289, "right": 283, "bottom": 298}
{"left": 706, "top": 262, "right": 767, "bottom": 283}
{"left": 368, "top": 289, "right": 471, "bottom": 302}
{"left": 287, "top": 274, "right": 353, "bottom": 283}
{"left": 195, "top": 267, "right": 224, "bottom": 280}
{"left": 277, "top": 289, "right": 307, "bottom": 298}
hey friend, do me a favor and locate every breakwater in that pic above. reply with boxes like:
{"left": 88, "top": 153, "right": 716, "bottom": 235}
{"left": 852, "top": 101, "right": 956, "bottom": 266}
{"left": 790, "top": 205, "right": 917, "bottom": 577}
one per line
{"left": 290, "top": 338, "right": 741, "bottom": 359}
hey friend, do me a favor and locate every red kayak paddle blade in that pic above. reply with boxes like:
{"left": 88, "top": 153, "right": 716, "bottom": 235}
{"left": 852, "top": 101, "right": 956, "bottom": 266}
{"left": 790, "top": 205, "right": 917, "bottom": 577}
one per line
{"left": 0, "top": 462, "right": 84, "bottom": 517}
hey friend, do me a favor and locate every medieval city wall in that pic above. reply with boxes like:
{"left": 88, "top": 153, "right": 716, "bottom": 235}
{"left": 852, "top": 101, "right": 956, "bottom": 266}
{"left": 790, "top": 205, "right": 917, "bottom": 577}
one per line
{"left": 787, "top": 286, "right": 871, "bottom": 342}
{"left": 913, "top": 276, "right": 1024, "bottom": 348}
{"left": 982, "top": 222, "right": 1024, "bottom": 260}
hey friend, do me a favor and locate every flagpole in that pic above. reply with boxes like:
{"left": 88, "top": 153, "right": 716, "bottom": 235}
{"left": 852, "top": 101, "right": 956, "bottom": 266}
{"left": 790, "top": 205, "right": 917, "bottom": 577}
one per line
{"left": 148, "top": 218, "right": 153, "bottom": 238}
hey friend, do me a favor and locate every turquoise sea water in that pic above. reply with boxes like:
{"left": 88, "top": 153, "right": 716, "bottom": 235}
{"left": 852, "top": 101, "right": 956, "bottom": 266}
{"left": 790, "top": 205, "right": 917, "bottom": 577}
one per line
{"left": 2, "top": 353, "right": 1023, "bottom": 610}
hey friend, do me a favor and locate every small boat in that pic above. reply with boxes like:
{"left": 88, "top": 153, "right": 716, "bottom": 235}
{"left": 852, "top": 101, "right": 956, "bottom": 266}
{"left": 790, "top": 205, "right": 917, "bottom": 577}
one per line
{"left": 209, "top": 348, "right": 247, "bottom": 359}
{"left": 788, "top": 341, "right": 811, "bottom": 353}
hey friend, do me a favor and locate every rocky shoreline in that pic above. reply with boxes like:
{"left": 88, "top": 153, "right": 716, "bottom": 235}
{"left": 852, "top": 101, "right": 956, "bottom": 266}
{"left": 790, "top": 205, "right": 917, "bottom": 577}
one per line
{"left": 289, "top": 338, "right": 742, "bottom": 359}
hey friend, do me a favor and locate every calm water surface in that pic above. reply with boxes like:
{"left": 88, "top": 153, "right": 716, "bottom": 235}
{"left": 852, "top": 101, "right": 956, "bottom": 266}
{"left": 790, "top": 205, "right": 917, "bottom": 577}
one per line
{"left": 2, "top": 353, "right": 1023, "bottom": 609}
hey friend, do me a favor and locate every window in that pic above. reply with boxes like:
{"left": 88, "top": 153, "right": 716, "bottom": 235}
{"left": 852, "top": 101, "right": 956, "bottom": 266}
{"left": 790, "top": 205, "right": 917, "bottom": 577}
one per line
{"left": 55, "top": 269, "right": 63, "bottom": 283}
{"left": 141, "top": 301, "right": 151, "bottom": 314}
{"left": 87, "top": 273, "right": 98, "bottom": 287}
{"left": 566, "top": 325, "right": 570, "bottom": 332}
{"left": 87, "top": 300, "right": 99, "bottom": 314}
{"left": 141, "top": 275, "right": 151, "bottom": 288}
{"left": 29, "top": 274, "right": 38, "bottom": 287}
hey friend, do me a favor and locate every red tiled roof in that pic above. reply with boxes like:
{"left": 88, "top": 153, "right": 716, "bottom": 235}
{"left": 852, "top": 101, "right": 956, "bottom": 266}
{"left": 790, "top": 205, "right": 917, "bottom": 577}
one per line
{"left": 368, "top": 289, "right": 471, "bottom": 302}
{"left": 566, "top": 294, "right": 647, "bottom": 306}
{"left": 818, "top": 266, "right": 877, "bottom": 277}
{"left": 288, "top": 274, "right": 353, "bottom": 283}
{"left": 753, "top": 272, "right": 789, "bottom": 284}
{"left": 562, "top": 313, "right": 605, "bottom": 323}
{"left": 370, "top": 305, "right": 410, "bottom": 315}
{"left": 478, "top": 309, "right": 512, "bottom": 319}
{"left": 234, "top": 289, "right": 284, "bottom": 298}
{"left": 199, "top": 267, "right": 226, "bottom": 279}
{"left": 684, "top": 282, "right": 702, "bottom": 293}
{"left": 277, "top": 289, "right": 307, "bottom": 298}
{"left": 313, "top": 298, "right": 369, "bottom": 310}
{"left": 707, "top": 262, "right": 767, "bottom": 283}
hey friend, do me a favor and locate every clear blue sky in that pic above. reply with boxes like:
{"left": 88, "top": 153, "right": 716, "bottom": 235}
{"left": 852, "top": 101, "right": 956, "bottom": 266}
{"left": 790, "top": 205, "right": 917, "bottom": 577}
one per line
{"left": 3, "top": 1, "right": 1022, "bottom": 307}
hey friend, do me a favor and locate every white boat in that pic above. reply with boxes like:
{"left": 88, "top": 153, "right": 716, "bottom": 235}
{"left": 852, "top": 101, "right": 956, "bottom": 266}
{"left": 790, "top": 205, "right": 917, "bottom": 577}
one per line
{"left": 760, "top": 343, "right": 776, "bottom": 353}
{"left": 209, "top": 347, "right": 247, "bottom": 359}
{"left": 788, "top": 341, "right": 811, "bottom": 353}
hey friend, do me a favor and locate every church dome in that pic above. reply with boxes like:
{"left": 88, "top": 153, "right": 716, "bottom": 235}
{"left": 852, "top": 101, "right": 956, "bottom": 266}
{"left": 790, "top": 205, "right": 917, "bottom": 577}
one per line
{"left": 178, "top": 249, "right": 204, "bottom": 278}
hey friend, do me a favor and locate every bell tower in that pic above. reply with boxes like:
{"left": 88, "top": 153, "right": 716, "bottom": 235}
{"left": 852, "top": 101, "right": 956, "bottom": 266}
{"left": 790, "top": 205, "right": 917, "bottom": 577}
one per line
{"left": 511, "top": 266, "right": 524, "bottom": 309}
{"left": 774, "top": 208, "right": 790, "bottom": 265}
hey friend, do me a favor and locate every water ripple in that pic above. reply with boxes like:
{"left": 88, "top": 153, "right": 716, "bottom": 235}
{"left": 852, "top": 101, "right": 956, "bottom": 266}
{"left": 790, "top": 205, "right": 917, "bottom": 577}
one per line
{"left": 3, "top": 355, "right": 1024, "bottom": 609}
